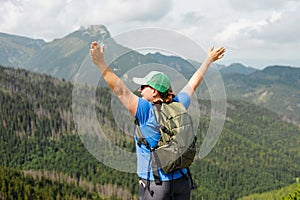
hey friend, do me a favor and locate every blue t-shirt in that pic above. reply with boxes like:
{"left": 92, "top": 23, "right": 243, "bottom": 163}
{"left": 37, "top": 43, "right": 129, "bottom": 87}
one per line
{"left": 135, "top": 92, "right": 191, "bottom": 181}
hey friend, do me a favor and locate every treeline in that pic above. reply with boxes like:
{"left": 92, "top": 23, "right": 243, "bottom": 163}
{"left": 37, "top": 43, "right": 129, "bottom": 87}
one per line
{"left": 1, "top": 65, "right": 300, "bottom": 199}
{"left": 189, "top": 100, "right": 300, "bottom": 199}
{"left": 0, "top": 166, "right": 126, "bottom": 200}
{"left": 0, "top": 65, "right": 137, "bottom": 199}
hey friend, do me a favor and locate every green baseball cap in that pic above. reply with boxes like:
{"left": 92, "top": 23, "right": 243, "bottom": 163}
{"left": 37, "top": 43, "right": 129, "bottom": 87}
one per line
{"left": 133, "top": 71, "right": 171, "bottom": 93}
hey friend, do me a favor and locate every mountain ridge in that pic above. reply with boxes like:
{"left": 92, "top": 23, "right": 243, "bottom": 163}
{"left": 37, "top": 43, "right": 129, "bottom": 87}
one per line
{"left": 220, "top": 62, "right": 258, "bottom": 75}
{"left": 0, "top": 25, "right": 299, "bottom": 125}
{"left": 2, "top": 25, "right": 299, "bottom": 79}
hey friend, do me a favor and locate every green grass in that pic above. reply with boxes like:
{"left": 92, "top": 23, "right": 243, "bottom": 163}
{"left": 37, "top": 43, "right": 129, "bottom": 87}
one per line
{"left": 239, "top": 182, "right": 300, "bottom": 200}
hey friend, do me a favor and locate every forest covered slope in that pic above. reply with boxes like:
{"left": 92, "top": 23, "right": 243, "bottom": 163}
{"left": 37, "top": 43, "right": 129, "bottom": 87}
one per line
{"left": 0, "top": 65, "right": 299, "bottom": 199}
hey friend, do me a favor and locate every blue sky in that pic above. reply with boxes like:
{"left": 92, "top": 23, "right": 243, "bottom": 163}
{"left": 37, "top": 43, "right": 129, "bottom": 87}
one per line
{"left": 0, "top": 0, "right": 299, "bottom": 69}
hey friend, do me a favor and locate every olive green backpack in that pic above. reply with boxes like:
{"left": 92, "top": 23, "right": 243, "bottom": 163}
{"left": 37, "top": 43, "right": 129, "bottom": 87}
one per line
{"left": 135, "top": 101, "right": 197, "bottom": 184}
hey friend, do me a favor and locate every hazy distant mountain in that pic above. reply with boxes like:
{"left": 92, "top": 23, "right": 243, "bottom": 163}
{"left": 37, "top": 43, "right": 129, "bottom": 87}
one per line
{"left": 145, "top": 55, "right": 300, "bottom": 125}
{"left": 0, "top": 26, "right": 252, "bottom": 81}
{"left": 221, "top": 65, "right": 300, "bottom": 125}
{"left": 25, "top": 25, "right": 112, "bottom": 80}
{"left": 145, "top": 52, "right": 197, "bottom": 78}
{"left": 0, "top": 25, "right": 133, "bottom": 80}
{"left": 249, "top": 65, "right": 300, "bottom": 89}
{"left": 0, "top": 32, "right": 45, "bottom": 68}
{"left": 220, "top": 63, "right": 257, "bottom": 75}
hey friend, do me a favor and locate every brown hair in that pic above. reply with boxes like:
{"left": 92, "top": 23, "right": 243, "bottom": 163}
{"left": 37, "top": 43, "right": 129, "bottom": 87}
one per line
{"left": 153, "top": 87, "right": 175, "bottom": 104}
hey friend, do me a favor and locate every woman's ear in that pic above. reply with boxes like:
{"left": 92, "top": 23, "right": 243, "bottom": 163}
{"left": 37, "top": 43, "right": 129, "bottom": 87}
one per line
{"left": 152, "top": 89, "right": 159, "bottom": 97}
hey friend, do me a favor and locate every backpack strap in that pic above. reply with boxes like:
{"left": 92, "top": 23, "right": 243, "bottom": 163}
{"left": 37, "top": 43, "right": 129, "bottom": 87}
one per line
{"left": 177, "top": 168, "right": 196, "bottom": 190}
{"left": 186, "top": 167, "right": 196, "bottom": 190}
{"left": 153, "top": 104, "right": 172, "bottom": 144}
{"left": 134, "top": 119, "right": 150, "bottom": 149}
{"left": 135, "top": 106, "right": 164, "bottom": 186}
{"left": 151, "top": 150, "right": 162, "bottom": 185}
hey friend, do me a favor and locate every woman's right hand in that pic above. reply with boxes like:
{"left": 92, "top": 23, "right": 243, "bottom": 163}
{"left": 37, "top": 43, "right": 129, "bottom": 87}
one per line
{"left": 90, "top": 41, "right": 105, "bottom": 67}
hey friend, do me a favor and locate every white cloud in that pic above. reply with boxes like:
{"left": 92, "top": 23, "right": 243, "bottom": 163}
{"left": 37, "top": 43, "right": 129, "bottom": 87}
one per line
{"left": 229, "top": 0, "right": 296, "bottom": 11}
{"left": 213, "top": 18, "right": 267, "bottom": 48}
{"left": 0, "top": 1, "right": 22, "bottom": 31}
{"left": 0, "top": 0, "right": 172, "bottom": 40}
{"left": 213, "top": 4, "right": 299, "bottom": 47}
{"left": 0, "top": 0, "right": 75, "bottom": 39}
{"left": 256, "top": 9, "right": 300, "bottom": 44}
{"left": 181, "top": 12, "right": 204, "bottom": 25}
{"left": 268, "top": 11, "right": 282, "bottom": 23}
{"left": 74, "top": 0, "right": 172, "bottom": 25}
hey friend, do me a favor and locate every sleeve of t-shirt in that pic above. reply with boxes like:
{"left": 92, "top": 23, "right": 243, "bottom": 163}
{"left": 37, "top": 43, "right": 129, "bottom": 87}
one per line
{"left": 173, "top": 92, "right": 190, "bottom": 109}
{"left": 135, "top": 98, "right": 151, "bottom": 125}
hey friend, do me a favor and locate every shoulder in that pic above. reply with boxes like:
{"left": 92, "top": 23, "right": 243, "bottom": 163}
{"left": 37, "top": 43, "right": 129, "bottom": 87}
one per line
{"left": 173, "top": 92, "right": 191, "bottom": 109}
{"left": 137, "top": 97, "right": 152, "bottom": 110}
{"left": 135, "top": 98, "right": 153, "bottom": 125}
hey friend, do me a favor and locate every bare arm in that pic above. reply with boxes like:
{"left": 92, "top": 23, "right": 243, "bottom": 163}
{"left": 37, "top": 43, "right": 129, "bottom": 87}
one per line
{"left": 89, "top": 41, "right": 138, "bottom": 116}
{"left": 181, "top": 46, "right": 226, "bottom": 98}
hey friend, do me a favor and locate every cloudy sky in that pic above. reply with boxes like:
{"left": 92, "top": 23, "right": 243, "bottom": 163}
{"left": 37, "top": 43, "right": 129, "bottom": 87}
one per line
{"left": 1, "top": 0, "right": 299, "bottom": 69}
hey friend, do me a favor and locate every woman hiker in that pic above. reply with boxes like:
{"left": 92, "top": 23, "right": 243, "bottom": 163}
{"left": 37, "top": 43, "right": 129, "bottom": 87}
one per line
{"left": 90, "top": 41, "right": 225, "bottom": 200}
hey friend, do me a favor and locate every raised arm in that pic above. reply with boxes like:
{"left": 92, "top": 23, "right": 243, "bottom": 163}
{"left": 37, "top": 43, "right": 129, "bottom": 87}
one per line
{"left": 89, "top": 41, "right": 138, "bottom": 116}
{"left": 181, "top": 46, "right": 225, "bottom": 98}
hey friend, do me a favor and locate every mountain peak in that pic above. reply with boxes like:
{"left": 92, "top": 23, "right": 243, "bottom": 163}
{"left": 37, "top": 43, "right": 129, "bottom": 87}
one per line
{"left": 220, "top": 63, "right": 258, "bottom": 75}
{"left": 67, "top": 25, "right": 111, "bottom": 40}
{"left": 79, "top": 25, "right": 109, "bottom": 34}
